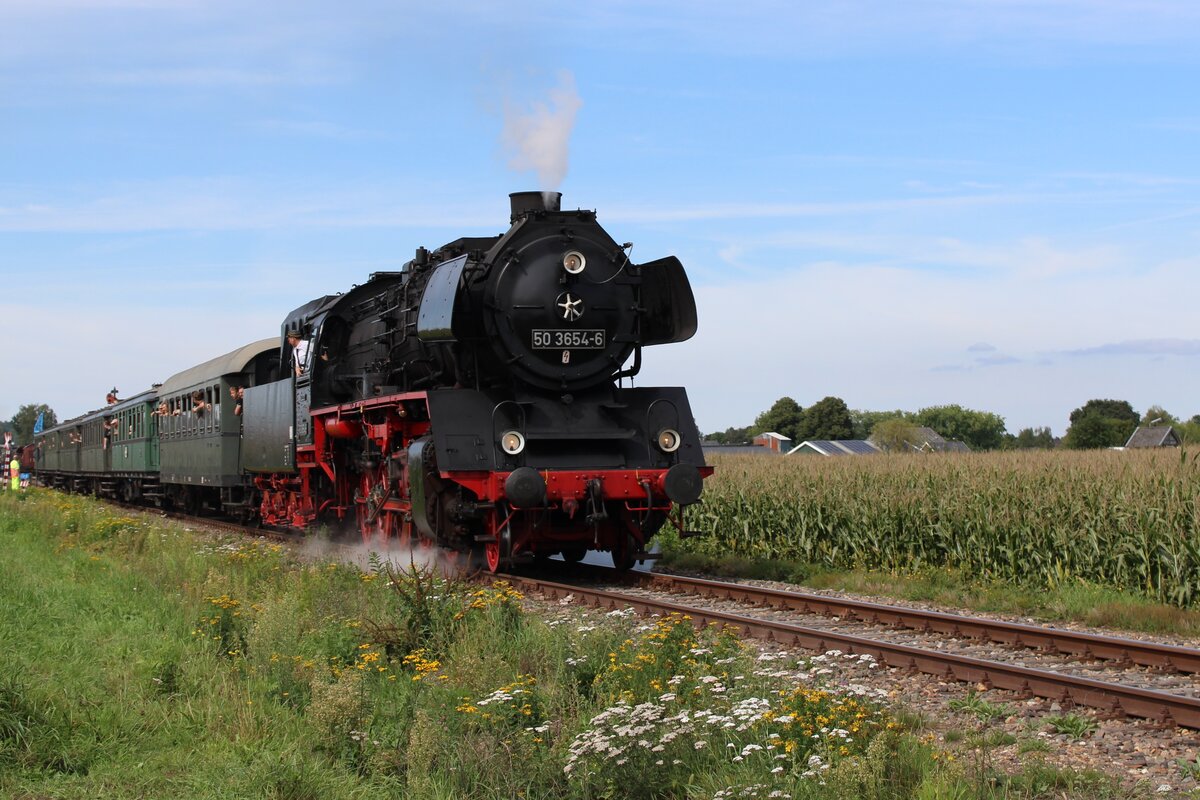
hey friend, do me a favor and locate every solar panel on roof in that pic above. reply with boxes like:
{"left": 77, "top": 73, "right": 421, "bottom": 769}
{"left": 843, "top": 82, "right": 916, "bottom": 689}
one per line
{"left": 811, "top": 441, "right": 845, "bottom": 455}
{"left": 839, "top": 440, "right": 879, "bottom": 455}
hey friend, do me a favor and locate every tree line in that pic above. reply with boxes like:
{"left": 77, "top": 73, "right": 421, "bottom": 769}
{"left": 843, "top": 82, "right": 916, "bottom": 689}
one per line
{"left": 4, "top": 396, "right": 1196, "bottom": 454}
{"left": 705, "top": 396, "right": 1197, "bottom": 452}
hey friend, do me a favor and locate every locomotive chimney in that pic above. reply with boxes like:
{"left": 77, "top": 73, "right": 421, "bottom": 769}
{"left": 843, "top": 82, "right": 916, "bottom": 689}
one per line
{"left": 509, "top": 191, "right": 561, "bottom": 223}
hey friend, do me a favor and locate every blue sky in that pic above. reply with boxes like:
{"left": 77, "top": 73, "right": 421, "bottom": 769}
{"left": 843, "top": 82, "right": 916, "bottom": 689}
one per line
{"left": 3, "top": 1, "right": 1199, "bottom": 436}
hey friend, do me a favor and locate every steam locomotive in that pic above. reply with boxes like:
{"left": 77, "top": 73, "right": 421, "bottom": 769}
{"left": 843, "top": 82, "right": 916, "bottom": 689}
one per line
{"left": 35, "top": 191, "right": 710, "bottom": 571}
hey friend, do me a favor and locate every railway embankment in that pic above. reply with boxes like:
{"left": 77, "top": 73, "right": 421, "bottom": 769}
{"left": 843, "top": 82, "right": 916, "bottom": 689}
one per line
{"left": 0, "top": 488, "right": 1187, "bottom": 798}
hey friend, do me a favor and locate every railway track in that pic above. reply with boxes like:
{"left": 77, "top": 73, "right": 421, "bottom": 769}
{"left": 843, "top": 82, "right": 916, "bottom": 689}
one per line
{"left": 495, "top": 566, "right": 1200, "bottom": 730}
{"left": 610, "top": 565, "right": 1200, "bottom": 674}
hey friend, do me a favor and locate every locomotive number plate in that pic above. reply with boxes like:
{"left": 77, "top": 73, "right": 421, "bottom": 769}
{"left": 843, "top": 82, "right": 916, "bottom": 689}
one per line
{"left": 532, "top": 329, "right": 606, "bottom": 349}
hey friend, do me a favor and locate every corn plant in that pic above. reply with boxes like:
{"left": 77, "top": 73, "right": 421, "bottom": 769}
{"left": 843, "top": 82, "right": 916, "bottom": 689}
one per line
{"left": 677, "top": 449, "right": 1200, "bottom": 607}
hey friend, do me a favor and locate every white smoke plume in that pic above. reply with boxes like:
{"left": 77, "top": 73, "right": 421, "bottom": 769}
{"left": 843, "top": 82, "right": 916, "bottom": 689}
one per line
{"left": 502, "top": 70, "right": 582, "bottom": 190}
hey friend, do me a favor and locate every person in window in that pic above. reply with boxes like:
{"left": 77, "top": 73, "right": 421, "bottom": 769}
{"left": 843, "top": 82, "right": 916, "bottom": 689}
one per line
{"left": 287, "top": 330, "right": 310, "bottom": 377}
{"left": 229, "top": 385, "right": 244, "bottom": 416}
{"left": 153, "top": 401, "right": 169, "bottom": 417}
{"left": 192, "top": 390, "right": 208, "bottom": 417}
{"left": 103, "top": 417, "right": 118, "bottom": 448}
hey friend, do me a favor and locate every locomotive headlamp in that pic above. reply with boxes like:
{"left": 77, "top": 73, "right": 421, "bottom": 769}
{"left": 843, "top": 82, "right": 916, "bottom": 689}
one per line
{"left": 562, "top": 250, "right": 586, "bottom": 275}
{"left": 500, "top": 430, "right": 526, "bottom": 455}
{"left": 655, "top": 428, "right": 682, "bottom": 453}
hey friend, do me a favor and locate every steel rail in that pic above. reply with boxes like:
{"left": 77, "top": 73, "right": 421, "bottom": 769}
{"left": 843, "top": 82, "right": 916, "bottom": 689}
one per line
{"left": 558, "top": 563, "right": 1200, "bottom": 675}
{"left": 498, "top": 573, "right": 1200, "bottom": 729}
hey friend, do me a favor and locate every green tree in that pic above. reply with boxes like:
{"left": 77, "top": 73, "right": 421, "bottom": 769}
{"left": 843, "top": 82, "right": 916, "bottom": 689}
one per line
{"left": 850, "top": 409, "right": 913, "bottom": 440}
{"left": 751, "top": 397, "right": 804, "bottom": 442}
{"left": 10, "top": 403, "right": 57, "bottom": 445}
{"left": 706, "top": 426, "right": 752, "bottom": 444}
{"left": 1140, "top": 405, "right": 1178, "bottom": 426}
{"left": 1066, "top": 399, "right": 1138, "bottom": 449}
{"left": 1065, "top": 414, "right": 1124, "bottom": 449}
{"left": 796, "top": 396, "right": 854, "bottom": 441}
{"left": 870, "top": 418, "right": 922, "bottom": 452}
{"left": 1068, "top": 399, "right": 1138, "bottom": 427}
{"left": 914, "top": 404, "right": 1007, "bottom": 451}
{"left": 1176, "top": 417, "right": 1200, "bottom": 444}
{"left": 1012, "top": 426, "right": 1054, "bottom": 449}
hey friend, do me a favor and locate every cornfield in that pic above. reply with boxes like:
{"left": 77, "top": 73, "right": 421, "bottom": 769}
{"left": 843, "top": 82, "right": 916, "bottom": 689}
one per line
{"left": 680, "top": 449, "right": 1200, "bottom": 607}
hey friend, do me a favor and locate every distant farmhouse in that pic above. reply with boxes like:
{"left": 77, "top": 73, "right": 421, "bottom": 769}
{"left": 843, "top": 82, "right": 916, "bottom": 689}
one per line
{"left": 702, "top": 425, "right": 973, "bottom": 457}
{"left": 1125, "top": 426, "right": 1181, "bottom": 449}
{"left": 787, "top": 440, "right": 880, "bottom": 456}
{"left": 753, "top": 432, "right": 791, "bottom": 453}
{"left": 701, "top": 431, "right": 790, "bottom": 456}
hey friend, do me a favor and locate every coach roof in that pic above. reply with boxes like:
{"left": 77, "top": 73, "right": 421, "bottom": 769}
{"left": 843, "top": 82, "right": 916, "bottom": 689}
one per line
{"left": 158, "top": 338, "right": 277, "bottom": 396}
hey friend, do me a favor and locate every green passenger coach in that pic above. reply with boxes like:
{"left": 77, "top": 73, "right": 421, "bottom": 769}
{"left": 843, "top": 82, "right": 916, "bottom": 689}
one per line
{"left": 35, "top": 389, "right": 158, "bottom": 499}
{"left": 156, "top": 338, "right": 278, "bottom": 513}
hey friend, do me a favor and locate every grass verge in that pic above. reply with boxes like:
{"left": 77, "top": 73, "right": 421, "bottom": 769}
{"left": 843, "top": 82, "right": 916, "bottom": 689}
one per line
{"left": 0, "top": 488, "right": 1149, "bottom": 799}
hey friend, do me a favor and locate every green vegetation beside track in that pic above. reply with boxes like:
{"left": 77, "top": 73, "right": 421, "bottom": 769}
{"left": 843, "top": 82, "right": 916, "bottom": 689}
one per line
{"left": 663, "top": 450, "right": 1200, "bottom": 616}
{"left": 0, "top": 490, "right": 1146, "bottom": 799}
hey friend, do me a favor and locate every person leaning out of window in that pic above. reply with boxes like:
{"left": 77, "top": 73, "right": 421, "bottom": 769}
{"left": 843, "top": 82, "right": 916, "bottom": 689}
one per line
{"left": 287, "top": 329, "right": 310, "bottom": 377}
{"left": 229, "top": 385, "right": 244, "bottom": 416}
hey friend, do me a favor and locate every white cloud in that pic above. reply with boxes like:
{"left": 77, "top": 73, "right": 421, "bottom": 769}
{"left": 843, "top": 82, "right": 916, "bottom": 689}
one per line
{"left": 1061, "top": 338, "right": 1200, "bottom": 357}
{"left": 0, "top": 179, "right": 506, "bottom": 232}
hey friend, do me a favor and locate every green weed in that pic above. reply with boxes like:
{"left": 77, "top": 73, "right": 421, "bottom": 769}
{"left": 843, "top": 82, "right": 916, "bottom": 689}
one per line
{"left": 1045, "top": 712, "right": 1099, "bottom": 740}
{"left": 948, "top": 691, "right": 1014, "bottom": 723}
